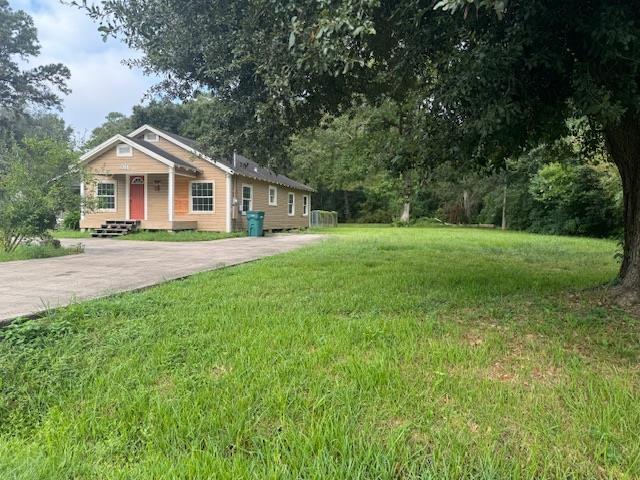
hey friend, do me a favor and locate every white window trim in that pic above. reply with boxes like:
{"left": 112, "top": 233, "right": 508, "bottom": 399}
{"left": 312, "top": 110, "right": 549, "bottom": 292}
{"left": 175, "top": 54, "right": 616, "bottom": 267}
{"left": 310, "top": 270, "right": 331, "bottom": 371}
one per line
{"left": 189, "top": 180, "right": 215, "bottom": 214}
{"left": 116, "top": 144, "right": 133, "bottom": 157}
{"left": 96, "top": 180, "right": 117, "bottom": 213}
{"left": 241, "top": 184, "right": 253, "bottom": 215}
{"left": 143, "top": 132, "right": 159, "bottom": 143}
{"left": 302, "top": 195, "right": 309, "bottom": 216}
{"left": 268, "top": 185, "right": 278, "bottom": 206}
{"left": 288, "top": 192, "right": 295, "bottom": 216}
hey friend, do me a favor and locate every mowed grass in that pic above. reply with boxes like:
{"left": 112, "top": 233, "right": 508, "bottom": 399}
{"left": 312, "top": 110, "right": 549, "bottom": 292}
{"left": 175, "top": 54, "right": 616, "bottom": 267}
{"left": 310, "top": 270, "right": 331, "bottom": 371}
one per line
{"left": 0, "top": 243, "right": 84, "bottom": 263}
{"left": 1, "top": 227, "right": 639, "bottom": 479}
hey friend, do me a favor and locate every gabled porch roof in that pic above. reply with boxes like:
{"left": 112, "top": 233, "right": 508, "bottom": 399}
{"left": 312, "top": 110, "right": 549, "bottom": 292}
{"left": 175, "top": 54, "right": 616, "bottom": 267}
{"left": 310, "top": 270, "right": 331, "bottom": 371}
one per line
{"left": 79, "top": 134, "right": 200, "bottom": 173}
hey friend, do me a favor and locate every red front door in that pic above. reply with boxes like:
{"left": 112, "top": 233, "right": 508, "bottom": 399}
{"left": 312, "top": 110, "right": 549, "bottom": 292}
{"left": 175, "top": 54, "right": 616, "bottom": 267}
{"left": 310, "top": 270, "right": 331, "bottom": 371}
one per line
{"left": 130, "top": 176, "right": 145, "bottom": 220}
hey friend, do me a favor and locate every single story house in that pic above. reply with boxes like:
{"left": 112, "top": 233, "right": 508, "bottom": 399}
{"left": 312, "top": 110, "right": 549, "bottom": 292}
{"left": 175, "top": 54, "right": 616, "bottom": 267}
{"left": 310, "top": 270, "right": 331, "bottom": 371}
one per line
{"left": 79, "top": 125, "right": 313, "bottom": 233}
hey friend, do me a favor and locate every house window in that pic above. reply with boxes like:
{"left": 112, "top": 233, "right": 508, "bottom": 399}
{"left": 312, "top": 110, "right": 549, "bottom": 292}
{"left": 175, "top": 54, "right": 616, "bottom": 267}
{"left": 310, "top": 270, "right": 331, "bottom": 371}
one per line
{"left": 143, "top": 132, "right": 159, "bottom": 142}
{"left": 268, "top": 185, "right": 278, "bottom": 206}
{"left": 191, "top": 181, "right": 214, "bottom": 212}
{"left": 303, "top": 195, "right": 309, "bottom": 216}
{"left": 97, "top": 181, "right": 116, "bottom": 211}
{"left": 288, "top": 192, "right": 295, "bottom": 216}
{"left": 116, "top": 144, "right": 132, "bottom": 157}
{"left": 241, "top": 185, "right": 253, "bottom": 214}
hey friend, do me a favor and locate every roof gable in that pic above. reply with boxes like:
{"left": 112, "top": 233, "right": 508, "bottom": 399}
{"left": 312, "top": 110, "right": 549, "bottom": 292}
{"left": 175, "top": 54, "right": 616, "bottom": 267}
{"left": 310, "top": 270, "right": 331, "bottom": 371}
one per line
{"left": 127, "top": 125, "right": 233, "bottom": 174}
{"left": 80, "top": 135, "right": 198, "bottom": 172}
{"left": 128, "top": 137, "right": 198, "bottom": 171}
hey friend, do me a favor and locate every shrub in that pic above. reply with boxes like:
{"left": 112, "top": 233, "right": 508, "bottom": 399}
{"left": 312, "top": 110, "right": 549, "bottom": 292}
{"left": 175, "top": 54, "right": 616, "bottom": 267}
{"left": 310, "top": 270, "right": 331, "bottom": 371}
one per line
{"left": 63, "top": 210, "right": 81, "bottom": 230}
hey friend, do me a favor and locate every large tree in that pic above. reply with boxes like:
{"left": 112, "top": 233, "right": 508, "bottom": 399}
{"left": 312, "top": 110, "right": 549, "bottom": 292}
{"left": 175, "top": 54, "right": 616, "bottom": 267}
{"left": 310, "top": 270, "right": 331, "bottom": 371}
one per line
{"left": 0, "top": 0, "right": 70, "bottom": 120}
{"left": 78, "top": 0, "right": 640, "bottom": 300}
{"left": 424, "top": 0, "right": 640, "bottom": 300}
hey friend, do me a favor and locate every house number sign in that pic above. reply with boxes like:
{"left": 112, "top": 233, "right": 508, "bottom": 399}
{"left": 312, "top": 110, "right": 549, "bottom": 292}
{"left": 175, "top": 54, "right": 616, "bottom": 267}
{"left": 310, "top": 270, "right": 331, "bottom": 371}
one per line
{"left": 119, "top": 163, "right": 129, "bottom": 170}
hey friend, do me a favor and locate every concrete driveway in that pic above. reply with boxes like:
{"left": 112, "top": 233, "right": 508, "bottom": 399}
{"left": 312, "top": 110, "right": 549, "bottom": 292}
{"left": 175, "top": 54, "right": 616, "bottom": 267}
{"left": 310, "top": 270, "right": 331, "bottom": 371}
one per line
{"left": 0, "top": 234, "right": 325, "bottom": 324}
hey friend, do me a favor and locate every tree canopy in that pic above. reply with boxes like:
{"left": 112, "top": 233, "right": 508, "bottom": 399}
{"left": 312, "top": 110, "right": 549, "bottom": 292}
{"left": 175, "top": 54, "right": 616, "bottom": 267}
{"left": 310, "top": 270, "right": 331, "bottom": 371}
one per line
{"left": 0, "top": 0, "right": 70, "bottom": 121}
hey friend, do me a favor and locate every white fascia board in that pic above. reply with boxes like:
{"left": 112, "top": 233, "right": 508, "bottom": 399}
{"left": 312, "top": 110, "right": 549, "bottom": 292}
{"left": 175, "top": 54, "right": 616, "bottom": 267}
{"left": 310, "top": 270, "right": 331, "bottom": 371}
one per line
{"left": 127, "top": 125, "right": 234, "bottom": 174}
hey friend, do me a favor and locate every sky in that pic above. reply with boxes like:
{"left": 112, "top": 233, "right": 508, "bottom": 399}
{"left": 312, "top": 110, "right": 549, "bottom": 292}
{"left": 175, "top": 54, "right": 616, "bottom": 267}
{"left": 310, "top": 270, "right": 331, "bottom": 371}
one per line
{"left": 11, "top": 0, "right": 158, "bottom": 140}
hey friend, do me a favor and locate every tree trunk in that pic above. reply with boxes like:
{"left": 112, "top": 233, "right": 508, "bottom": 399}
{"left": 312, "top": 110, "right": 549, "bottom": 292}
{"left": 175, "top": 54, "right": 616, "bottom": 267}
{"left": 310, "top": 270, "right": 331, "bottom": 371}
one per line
{"left": 400, "top": 202, "right": 411, "bottom": 223}
{"left": 501, "top": 183, "right": 507, "bottom": 230}
{"left": 400, "top": 173, "right": 411, "bottom": 223}
{"left": 463, "top": 190, "right": 471, "bottom": 222}
{"left": 343, "top": 190, "right": 351, "bottom": 221}
{"left": 604, "top": 116, "right": 640, "bottom": 303}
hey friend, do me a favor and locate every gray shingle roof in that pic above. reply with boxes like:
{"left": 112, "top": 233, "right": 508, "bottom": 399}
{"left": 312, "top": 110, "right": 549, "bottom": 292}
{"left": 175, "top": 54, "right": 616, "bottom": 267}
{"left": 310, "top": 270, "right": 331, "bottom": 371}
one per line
{"left": 224, "top": 154, "right": 314, "bottom": 192}
{"left": 134, "top": 126, "right": 314, "bottom": 191}
{"left": 128, "top": 137, "right": 199, "bottom": 172}
{"left": 154, "top": 127, "right": 199, "bottom": 149}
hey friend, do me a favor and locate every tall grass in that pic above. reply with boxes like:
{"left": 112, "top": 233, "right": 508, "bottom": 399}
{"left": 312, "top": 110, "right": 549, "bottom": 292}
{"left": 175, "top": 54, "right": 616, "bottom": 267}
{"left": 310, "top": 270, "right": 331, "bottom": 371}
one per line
{"left": 0, "top": 243, "right": 84, "bottom": 262}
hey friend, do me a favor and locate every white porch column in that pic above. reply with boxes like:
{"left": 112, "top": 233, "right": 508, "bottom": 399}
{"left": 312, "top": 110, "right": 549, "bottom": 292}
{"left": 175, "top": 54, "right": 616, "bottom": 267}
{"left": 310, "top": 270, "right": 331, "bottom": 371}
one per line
{"left": 79, "top": 181, "right": 85, "bottom": 220}
{"left": 168, "top": 167, "right": 175, "bottom": 224}
{"left": 125, "top": 175, "right": 130, "bottom": 220}
{"left": 225, "top": 173, "right": 233, "bottom": 232}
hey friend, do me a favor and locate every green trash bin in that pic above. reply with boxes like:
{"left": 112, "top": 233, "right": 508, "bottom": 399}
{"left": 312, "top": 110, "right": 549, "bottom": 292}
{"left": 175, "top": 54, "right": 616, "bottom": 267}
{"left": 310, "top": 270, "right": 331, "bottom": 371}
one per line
{"left": 246, "top": 211, "right": 265, "bottom": 237}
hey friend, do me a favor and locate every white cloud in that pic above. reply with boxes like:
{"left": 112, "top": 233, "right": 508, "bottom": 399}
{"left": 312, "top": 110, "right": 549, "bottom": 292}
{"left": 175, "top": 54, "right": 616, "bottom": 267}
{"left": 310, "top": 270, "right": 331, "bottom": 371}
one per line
{"left": 10, "top": 0, "right": 159, "bottom": 137}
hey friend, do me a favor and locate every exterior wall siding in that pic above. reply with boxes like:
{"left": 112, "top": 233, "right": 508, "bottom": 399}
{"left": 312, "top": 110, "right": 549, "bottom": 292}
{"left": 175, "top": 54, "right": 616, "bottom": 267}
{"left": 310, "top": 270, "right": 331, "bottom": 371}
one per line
{"left": 138, "top": 136, "right": 229, "bottom": 231}
{"left": 232, "top": 177, "right": 310, "bottom": 231}
{"left": 144, "top": 173, "right": 169, "bottom": 229}
{"left": 80, "top": 174, "right": 127, "bottom": 229}
{"left": 88, "top": 145, "right": 169, "bottom": 175}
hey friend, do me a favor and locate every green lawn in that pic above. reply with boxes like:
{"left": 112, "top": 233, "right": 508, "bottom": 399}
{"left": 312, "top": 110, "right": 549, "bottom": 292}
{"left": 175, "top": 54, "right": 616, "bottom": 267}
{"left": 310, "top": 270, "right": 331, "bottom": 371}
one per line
{"left": 0, "top": 243, "right": 84, "bottom": 262}
{"left": 50, "top": 229, "right": 91, "bottom": 239}
{"left": 1, "top": 227, "right": 638, "bottom": 478}
{"left": 119, "top": 230, "right": 245, "bottom": 242}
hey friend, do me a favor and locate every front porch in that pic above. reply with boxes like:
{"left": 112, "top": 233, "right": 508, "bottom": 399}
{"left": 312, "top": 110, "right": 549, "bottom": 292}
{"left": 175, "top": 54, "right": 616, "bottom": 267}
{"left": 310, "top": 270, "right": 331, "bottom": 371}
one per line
{"left": 81, "top": 168, "right": 207, "bottom": 233}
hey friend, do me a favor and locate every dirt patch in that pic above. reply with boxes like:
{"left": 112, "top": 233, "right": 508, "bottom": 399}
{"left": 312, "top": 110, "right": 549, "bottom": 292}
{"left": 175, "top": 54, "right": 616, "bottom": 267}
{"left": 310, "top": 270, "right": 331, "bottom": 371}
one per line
{"left": 211, "top": 364, "right": 231, "bottom": 378}
{"left": 154, "top": 375, "right": 176, "bottom": 396}
{"left": 487, "top": 361, "right": 517, "bottom": 382}
{"left": 464, "top": 332, "right": 485, "bottom": 347}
